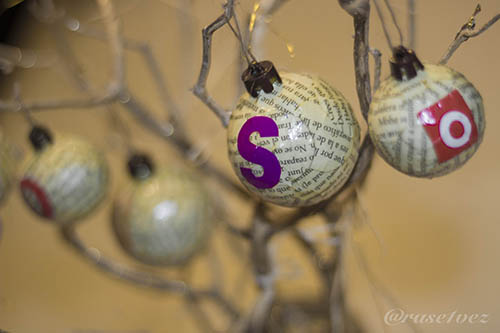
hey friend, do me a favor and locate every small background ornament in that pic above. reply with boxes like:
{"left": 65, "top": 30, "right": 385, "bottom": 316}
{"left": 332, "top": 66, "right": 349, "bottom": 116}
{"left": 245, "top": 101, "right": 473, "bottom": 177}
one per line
{"left": 20, "top": 128, "right": 109, "bottom": 224}
{"left": 112, "top": 160, "right": 213, "bottom": 266}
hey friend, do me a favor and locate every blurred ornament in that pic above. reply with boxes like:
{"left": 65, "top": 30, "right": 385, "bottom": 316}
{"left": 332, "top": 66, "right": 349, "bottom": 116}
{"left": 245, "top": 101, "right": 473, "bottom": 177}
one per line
{"left": 113, "top": 154, "right": 212, "bottom": 266}
{"left": 368, "top": 46, "right": 485, "bottom": 177}
{"left": 0, "top": 132, "right": 15, "bottom": 205}
{"left": 20, "top": 126, "right": 108, "bottom": 224}
{"left": 228, "top": 61, "right": 360, "bottom": 207}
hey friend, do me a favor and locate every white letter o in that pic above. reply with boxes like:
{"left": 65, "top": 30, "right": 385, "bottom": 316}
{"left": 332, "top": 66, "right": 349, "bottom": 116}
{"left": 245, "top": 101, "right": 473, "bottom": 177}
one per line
{"left": 439, "top": 111, "right": 472, "bottom": 148}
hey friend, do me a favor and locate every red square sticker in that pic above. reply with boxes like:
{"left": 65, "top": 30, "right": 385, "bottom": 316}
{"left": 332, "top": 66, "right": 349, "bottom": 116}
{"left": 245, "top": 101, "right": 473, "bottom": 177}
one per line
{"left": 417, "top": 89, "right": 478, "bottom": 163}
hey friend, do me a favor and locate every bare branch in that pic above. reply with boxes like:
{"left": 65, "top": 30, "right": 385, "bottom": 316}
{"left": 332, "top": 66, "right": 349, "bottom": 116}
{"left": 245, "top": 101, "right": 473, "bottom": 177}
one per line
{"left": 246, "top": 280, "right": 275, "bottom": 332}
{"left": 119, "top": 91, "right": 175, "bottom": 139}
{"left": 63, "top": 16, "right": 183, "bottom": 126}
{"left": 239, "top": 204, "right": 276, "bottom": 332}
{"left": 250, "top": 204, "right": 274, "bottom": 278}
{"left": 330, "top": 232, "right": 346, "bottom": 333}
{"left": 343, "top": 136, "right": 375, "bottom": 187}
{"left": 192, "top": 0, "right": 235, "bottom": 128}
{"left": 61, "top": 225, "right": 187, "bottom": 292}
{"left": 339, "top": 0, "right": 372, "bottom": 119}
{"left": 0, "top": 0, "right": 124, "bottom": 112}
{"left": 440, "top": 6, "right": 500, "bottom": 65}
{"left": 338, "top": 0, "right": 375, "bottom": 195}
{"left": 96, "top": 0, "right": 124, "bottom": 93}
{"left": 60, "top": 225, "right": 240, "bottom": 319}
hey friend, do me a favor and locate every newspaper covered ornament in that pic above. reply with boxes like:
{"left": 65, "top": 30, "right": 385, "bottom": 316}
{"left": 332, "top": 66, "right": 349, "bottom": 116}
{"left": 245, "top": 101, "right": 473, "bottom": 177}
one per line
{"left": 113, "top": 155, "right": 212, "bottom": 266}
{"left": 368, "top": 46, "right": 485, "bottom": 178}
{"left": 20, "top": 127, "right": 108, "bottom": 224}
{"left": 0, "top": 133, "right": 15, "bottom": 205}
{"left": 228, "top": 64, "right": 360, "bottom": 207}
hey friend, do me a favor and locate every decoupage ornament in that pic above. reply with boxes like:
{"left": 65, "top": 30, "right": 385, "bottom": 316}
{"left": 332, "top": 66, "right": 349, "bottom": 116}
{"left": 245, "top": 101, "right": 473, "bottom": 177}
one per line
{"left": 20, "top": 126, "right": 108, "bottom": 224}
{"left": 112, "top": 154, "right": 212, "bottom": 266}
{"left": 368, "top": 46, "right": 485, "bottom": 177}
{"left": 228, "top": 61, "right": 360, "bottom": 207}
{"left": 0, "top": 132, "right": 15, "bottom": 205}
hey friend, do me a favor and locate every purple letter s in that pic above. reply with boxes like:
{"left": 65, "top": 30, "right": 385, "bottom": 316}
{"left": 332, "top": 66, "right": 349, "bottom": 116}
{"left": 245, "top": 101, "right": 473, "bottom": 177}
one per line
{"left": 237, "top": 116, "right": 281, "bottom": 189}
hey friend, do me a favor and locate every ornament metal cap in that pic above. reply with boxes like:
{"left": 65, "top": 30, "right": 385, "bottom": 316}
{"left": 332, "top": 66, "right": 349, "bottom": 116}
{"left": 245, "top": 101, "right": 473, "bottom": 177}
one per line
{"left": 242, "top": 60, "right": 282, "bottom": 98}
{"left": 29, "top": 125, "right": 52, "bottom": 151}
{"left": 390, "top": 45, "right": 424, "bottom": 81}
{"left": 127, "top": 153, "right": 154, "bottom": 180}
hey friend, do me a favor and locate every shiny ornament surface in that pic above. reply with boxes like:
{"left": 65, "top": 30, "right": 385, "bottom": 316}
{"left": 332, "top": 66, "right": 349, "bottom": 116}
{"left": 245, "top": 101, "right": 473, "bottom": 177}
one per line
{"left": 113, "top": 167, "right": 212, "bottom": 266}
{"left": 20, "top": 135, "right": 108, "bottom": 224}
{"left": 228, "top": 72, "right": 360, "bottom": 207}
{"left": 0, "top": 134, "right": 14, "bottom": 205}
{"left": 368, "top": 64, "right": 485, "bottom": 177}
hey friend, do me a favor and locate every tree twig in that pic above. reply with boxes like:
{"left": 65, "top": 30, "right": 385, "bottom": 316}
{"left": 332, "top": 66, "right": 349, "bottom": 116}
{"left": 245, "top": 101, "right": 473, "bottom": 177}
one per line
{"left": 192, "top": 0, "right": 235, "bottom": 128}
{"left": 0, "top": 0, "right": 124, "bottom": 112}
{"left": 60, "top": 225, "right": 240, "bottom": 319}
{"left": 119, "top": 90, "right": 252, "bottom": 199}
{"left": 338, "top": 0, "right": 375, "bottom": 191}
{"left": 338, "top": 0, "right": 371, "bottom": 119}
{"left": 440, "top": 5, "right": 500, "bottom": 65}
{"left": 243, "top": 204, "right": 276, "bottom": 332}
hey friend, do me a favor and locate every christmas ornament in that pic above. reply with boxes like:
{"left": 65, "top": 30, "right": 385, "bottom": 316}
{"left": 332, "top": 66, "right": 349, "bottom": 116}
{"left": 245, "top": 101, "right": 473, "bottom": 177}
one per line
{"left": 112, "top": 154, "right": 212, "bottom": 266}
{"left": 227, "top": 61, "right": 360, "bottom": 207}
{"left": 20, "top": 126, "right": 108, "bottom": 224}
{"left": 0, "top": 133, "right": 15, "bottom": 205}
{"left": 368, "top": 46, "right": 485, "bottom": 177}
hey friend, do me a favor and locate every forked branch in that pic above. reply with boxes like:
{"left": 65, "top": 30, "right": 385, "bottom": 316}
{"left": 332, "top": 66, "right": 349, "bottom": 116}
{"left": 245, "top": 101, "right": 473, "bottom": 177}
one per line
{"left": 440, "top": 5, "right": 500, "bottom": 65}
{"left": 192, "top": 0, "right": 236, "bottom": 128}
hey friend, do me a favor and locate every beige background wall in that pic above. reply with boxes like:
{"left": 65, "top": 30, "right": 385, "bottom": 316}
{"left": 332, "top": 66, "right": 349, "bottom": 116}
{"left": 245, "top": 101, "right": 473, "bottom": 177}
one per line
{"left": 0, "top": 0, "right": 499, "bottom": 332}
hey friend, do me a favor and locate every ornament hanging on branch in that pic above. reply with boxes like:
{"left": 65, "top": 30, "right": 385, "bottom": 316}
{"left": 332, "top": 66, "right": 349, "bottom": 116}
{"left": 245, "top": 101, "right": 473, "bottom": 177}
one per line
{"left": 368, "top": 46, "right": 485, "bottom": 178}
{"left": 20, "top": 126, "right": 109, "bottom": 224}
{"left": 227, "top": 60, "right": 360, "bottom": 207}
{"left": 112, "top": 154, "right": 213, "bottom": 266}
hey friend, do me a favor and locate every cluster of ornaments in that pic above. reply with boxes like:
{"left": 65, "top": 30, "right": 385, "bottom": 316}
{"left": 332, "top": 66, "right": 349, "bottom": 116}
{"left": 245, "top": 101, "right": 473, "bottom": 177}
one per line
{"left": 112, "top": 154, "right": 212, "bottom": 266}
{"left": 3, "top": 45, "right": 487, "bottom": 265}
{"left": 15, "top": 125, "right": 212, "bottom": 266}
{"left": 368, "top": 46, "right": 485, "bottom": 178}
{"left": 226, "top": 45, "right": 486, "bottom": 206}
